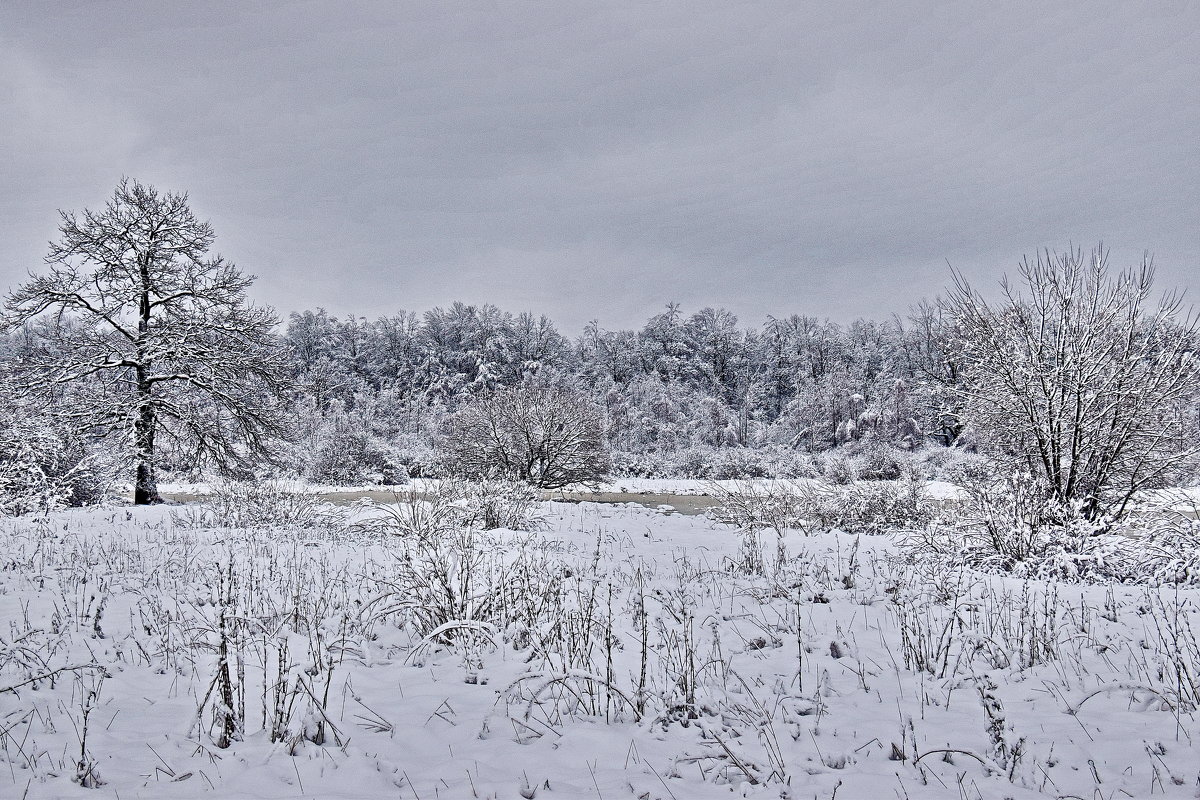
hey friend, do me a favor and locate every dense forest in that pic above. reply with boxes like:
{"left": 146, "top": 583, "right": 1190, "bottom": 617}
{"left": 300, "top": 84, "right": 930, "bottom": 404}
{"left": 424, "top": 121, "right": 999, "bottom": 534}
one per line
{"left": 275, "top": 301, "right": 960, "bottom": 484}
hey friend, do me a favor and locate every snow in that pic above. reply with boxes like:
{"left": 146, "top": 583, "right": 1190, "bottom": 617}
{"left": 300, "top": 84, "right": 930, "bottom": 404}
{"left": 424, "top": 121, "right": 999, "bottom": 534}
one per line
{"left": 1143, "top": 485, "right": 1200, "bottom": 513}
{"left": 1, "top": 500, "right": 1197, "bottom": 798}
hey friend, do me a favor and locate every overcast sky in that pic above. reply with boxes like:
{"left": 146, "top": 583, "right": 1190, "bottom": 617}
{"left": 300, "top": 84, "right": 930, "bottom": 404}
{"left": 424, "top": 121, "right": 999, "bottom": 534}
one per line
{"left": 1, "top": 1, "right": 1196, "bottom": 332}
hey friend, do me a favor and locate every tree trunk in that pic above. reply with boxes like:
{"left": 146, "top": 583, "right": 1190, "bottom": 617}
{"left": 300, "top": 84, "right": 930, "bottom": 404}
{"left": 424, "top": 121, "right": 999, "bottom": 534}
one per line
{"left": 133, "top": 396, "right": 160, "bottom": 505}
{"left": 133, "top": 265, "right": 161, "bottom": 506}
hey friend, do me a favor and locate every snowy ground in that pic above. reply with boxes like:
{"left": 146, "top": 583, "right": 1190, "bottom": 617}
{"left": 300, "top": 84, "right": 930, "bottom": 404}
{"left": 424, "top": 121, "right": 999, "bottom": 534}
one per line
{"left": 1, "top": 499, "right": 1197, "bottom": 799}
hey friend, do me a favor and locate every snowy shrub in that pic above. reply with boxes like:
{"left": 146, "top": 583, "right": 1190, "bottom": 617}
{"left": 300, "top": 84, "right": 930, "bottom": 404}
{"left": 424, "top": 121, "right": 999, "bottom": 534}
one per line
{"left": 607, "top": 450, "right": 669, "bottom": 478}
{"left": 361, "top": 503, "right": 562, "bottom": 640}
{"left": 357, "top": 479, "right": 545, "bottom": 537}
{"left": 1124, "top": 508, "right": 1200, "bottom": 585}
{"left": 902, "top": 474, "right": 1200, "bottom": 586}
{"left": 1048, "top": 505, "right": 1200, "bottom": 586}
{"left": 805, "top": 477, "right": 937, "bottom": 535}
{"left": 0, "top": 413, "right": 107, "bottom": 515}
{"left": 963, "top": 473, "right": 1093, "bottom": 564}
{"left": 446, "top": 386, "right": 608, "bottom": 488}
{"left": 306, "top": 419, "right": 407, "bottom": 485}
{"left": 173, "top": 480, "right": 345, "bottom": 532}
{"left": 707, "top": 477, "right": 936, "bottom": 537}
{"left": 907, "top": 515, "right": 1200, "bottom": 586}
{"left": 946, "top": 247, "right": 1200, "bottom": 520}
{"left": 357, "top": 486, "right": 464, "bottom": 541}
{"left": 0, "top": 447, "right": 71, "bottom": 516}
{"left": 932, "top": 449, "right": 994, "bottom": 486}
{"left": 773, "top": 450, "right": 821, "bottom": 479}
{"left": 377, "top": 524, "right": 500, "bottom": 638}
{"left": 908, "top": 444, "right": 951, "bottom": 478}
{"left": 706, "top": 481, "right": 807, "bottom": 536}
{"left": 609, "top": 445, "right": 819, "bottom": 480}
{"left": 708, "top": 448, "right": 772, "bottom": 480}
{"left": 846, "top": 439, "right": 911, "bottom": 481}
{"left": 820, "top": 453, "right": 859, "bottom": 485}
{"left": 903, "top": 473, "right": 1090, "bottom": 569}
{"left": 669, "top": 447, "right": 715, "bottom": 479}
{"left": 443, "top": 479, "right": 546, "bottom": 531}
{"left": 390, "top": 444, "right": 451, "bottom": 479}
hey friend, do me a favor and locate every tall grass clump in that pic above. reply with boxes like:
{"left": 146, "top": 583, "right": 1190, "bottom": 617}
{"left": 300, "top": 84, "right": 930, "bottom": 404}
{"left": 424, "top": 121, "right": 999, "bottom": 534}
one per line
{"left": 171, "top": 480, "right": 346, "bottom": 533}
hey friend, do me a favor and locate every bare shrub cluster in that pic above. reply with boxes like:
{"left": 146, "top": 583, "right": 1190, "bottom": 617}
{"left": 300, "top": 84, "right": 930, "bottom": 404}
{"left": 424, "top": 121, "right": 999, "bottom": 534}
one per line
{"left": 171, "top": 479, "right": 346, "bottom": 533}
{"left": 947, "top": 247, "right": 1200, "bottom": 520}
{"left": 904, "top": 475, "right": 1200, "bottom": 586}
{"left": 708, "top": 477, "right": 937, "bottom": 538}
{"left": 445, "top": 386, "right": 608, "bottom": 489}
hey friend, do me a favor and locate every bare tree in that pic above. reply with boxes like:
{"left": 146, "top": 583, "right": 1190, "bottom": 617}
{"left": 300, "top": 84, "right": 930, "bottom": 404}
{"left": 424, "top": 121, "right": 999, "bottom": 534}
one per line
{"left": 946, "top": 246, "right": 1200, "bottom": 519}
{"left": 445, "top": 386, "right": 608, "bottom": 488}
{"left": 3, "top": 179, "right": 287, "bottom": 504}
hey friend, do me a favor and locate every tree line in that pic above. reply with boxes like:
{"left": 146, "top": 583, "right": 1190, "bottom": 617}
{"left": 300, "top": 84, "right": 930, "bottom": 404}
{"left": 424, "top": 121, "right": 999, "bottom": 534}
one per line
{"left": 2, "top": 181, "right": 1197, "bottom": 521}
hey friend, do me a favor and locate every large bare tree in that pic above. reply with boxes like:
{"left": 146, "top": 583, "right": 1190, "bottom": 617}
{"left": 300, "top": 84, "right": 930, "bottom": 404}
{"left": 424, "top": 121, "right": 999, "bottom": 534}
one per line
{"left": 946, "top": 246, "right": 1200, "bottom": 519}
{"left": 3, "top": 179, "right": 287, "bottom": 504}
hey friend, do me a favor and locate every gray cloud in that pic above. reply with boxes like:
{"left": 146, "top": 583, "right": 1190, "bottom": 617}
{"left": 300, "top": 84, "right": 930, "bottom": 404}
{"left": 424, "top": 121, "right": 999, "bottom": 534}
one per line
{"left": 2, "top": 1, "right": 1196, "bottom": 331}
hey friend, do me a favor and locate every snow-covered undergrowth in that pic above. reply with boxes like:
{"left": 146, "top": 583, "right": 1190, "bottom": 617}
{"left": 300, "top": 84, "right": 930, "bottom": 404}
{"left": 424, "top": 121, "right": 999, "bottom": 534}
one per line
{"left": 1, "top": 499, "right": 1198, "bottom": 799}
{"left": 903, "top": 478, "right": 1200, "bottom": 588}
{"left": 706, "top": 477, "right": 939, "bottom": 539}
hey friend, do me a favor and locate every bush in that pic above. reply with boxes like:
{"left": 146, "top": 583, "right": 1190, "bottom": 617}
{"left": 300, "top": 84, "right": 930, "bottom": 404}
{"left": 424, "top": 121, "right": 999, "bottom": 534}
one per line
{"left": 848, "top": 440, "right": 910, "bottom": 481}
{"left": 706, "top": 481, "right": 807, "bottom": 535}
{"left": 0, "top": 413, "right": 108, "bottom": 515}
{"left": 946, "top": 247, "right": 1200, "bottom": 519}
{"left": 804, "top": 478, "right": 937, "bottom": 535}
{"left": 390, "top": 444, "right": 451, "bottom": 479}
{"left": 444, "top": 479, "right": 546, "bottom": 531}
{"left": 671, "top": 447, "right": 715, "bottom": 479}
{"left": 904, "top": 483, "right": 1200, "bottom": 586}
{"left": 1120, "top": 508, "right": 1200, "bottom": 585}
{"left": 357, "top": 485, "right": 559, "bottom": 640}
{"left": 356, "top": 479, "right": 545, "bottom": 536}
{"left": 707, "top": 477, "right": 937, "bottom": 537}
{"left": 902, "top": 472, "right": 1103, "bottom": 576}
{"left": 774, "top": 451, "right": 821, "bottom": 479}
{"left": 172, "top": 480, "right": 345, "bottom": 532}
{"left": 306, "top": 419, "right": 407, "bottom": 486}
{"left": 607, "top": 444, "right": 884, "bottom": 482}
{"left": 820, "top": 453, "right": 859, "bottom": 485}
{"left": 932, "top": 449, "right": 994, "bottom": 486}
{"left": 708, "top": 449, "right": 772, "bottom": 480}
{"left": 446, "top": 386, "right": 608, "bottom": 488}
{"left": 607, "top": 450, "right": 672, "bottom": 478}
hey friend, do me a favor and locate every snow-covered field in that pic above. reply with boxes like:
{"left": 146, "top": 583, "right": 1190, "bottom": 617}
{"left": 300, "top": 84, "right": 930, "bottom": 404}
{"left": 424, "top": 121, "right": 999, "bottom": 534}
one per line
{"left": 1, "top": 498, "right": 1197, "bottom": 799}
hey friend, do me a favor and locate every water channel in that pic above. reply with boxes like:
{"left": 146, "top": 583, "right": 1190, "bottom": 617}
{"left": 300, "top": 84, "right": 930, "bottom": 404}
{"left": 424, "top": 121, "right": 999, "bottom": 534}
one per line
{"left": 159, "top": 489, "right": 721, "bottom": 516}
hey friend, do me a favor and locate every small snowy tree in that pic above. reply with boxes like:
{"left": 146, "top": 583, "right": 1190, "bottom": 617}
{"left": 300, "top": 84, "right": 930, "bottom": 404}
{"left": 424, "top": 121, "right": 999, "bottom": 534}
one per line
{"left": 947, "top": 247, "right": 1200, "bottom": 519}
{"left": 0, "top": 385, "right": 106, "bottom": 515}
{"left": 445, "top": 386, "right": 608, "bottom": 488}
{"left": 3, "top": 179, "right": 287, "bottom": 504}
{"left": 0, "top": 428, "right": 69, "bottom": 516}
